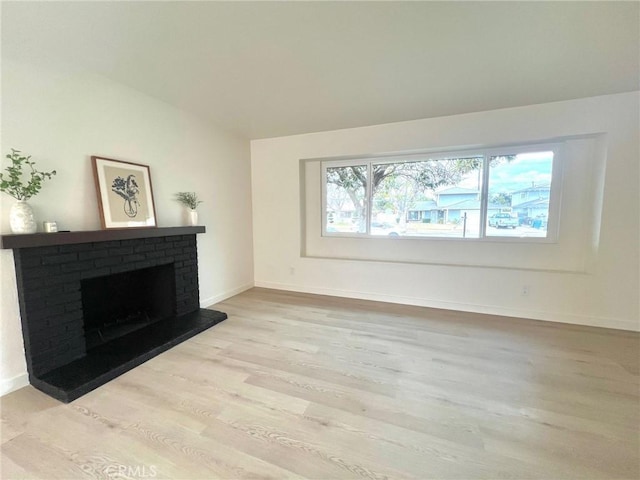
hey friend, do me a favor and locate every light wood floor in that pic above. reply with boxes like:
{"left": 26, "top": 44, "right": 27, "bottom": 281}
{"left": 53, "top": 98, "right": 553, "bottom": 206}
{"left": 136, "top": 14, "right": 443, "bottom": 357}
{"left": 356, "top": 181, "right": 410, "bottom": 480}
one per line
{"left": 1, "top": 287, "right": 639, "bottom": 479}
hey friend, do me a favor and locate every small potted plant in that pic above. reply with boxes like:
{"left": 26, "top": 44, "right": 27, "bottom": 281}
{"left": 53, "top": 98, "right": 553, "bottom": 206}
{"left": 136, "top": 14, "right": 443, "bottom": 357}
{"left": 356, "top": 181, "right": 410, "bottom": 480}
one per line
{"left": 0, "top": 149, "right": 56, "bottom": 234}
{"left": 175, "top": 192, "right": 203, "bottom": 226}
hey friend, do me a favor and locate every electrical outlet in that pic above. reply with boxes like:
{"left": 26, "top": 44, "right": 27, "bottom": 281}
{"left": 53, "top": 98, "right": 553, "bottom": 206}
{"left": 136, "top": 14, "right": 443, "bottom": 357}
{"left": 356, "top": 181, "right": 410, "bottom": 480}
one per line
{"left": 521, "top": 285, "right": 530, "bottom": 296}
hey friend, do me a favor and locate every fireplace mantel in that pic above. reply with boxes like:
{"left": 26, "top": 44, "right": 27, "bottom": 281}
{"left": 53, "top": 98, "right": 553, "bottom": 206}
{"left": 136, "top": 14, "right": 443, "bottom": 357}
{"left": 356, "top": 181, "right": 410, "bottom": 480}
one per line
{"left": 1, "top": 226, "right": 205, "bottom": 249}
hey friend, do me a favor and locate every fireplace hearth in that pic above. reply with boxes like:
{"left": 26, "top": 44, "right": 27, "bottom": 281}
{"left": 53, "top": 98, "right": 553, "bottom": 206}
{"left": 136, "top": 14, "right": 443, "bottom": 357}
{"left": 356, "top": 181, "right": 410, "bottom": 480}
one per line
{"left": 2, "top": 227, "right": 227, "bottom": 402}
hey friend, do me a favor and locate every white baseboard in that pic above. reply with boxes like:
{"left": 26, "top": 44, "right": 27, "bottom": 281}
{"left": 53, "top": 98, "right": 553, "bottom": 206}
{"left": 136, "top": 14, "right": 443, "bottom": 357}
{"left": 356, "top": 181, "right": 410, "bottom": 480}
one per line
{"left": 200, "top": 283, "right": 254, "bottom": 308}
{"left": 0, "top": 373, "right": 29, "bottom": 397}
{"left": 254, "top": 280, "right": 639, "bottom": 332}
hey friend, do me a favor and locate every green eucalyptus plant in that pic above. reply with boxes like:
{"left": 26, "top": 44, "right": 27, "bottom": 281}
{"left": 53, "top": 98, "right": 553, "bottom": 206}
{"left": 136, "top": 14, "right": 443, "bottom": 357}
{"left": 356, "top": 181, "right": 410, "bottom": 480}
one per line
{"left": 0, "top": 149, "right": 57, "bottom": 201}
{"left": 175, "top": 192, "right": 203, "bottom": 210}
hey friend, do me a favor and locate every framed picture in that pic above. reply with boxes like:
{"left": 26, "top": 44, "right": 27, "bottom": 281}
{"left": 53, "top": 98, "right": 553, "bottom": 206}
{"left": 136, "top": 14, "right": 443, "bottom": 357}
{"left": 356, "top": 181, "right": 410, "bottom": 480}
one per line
{"left": 91, "top": 156, "right": 157, "bottom": 229}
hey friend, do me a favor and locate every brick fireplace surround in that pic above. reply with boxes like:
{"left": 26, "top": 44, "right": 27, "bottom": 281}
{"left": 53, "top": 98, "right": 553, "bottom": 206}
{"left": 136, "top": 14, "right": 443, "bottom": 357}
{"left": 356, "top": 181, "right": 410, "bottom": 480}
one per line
{"left": 1, "top": 227, "right": 227, "bottom": 402}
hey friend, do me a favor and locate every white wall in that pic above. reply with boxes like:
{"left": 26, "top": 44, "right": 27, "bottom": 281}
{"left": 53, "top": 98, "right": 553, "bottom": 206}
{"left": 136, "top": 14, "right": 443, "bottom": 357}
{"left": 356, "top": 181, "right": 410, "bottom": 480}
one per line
{"left": 0, "top": 58, "right": 254, "bottom": 395}
{"left": 251, "top": 92, "right": 639, "bottom": 332}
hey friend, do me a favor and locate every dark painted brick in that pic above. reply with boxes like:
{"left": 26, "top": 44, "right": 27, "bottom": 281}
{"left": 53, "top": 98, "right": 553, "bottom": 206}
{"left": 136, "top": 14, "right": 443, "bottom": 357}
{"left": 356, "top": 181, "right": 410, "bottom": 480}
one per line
{"left": 27, "top": 304, "right": 65, "bottom": 321}
{"left": 134, "top": 244, "right": 156, "bottom": 253}
{"left": 41, "top": 253, "right": 78, "bottom": 265}
{"left": 79, "top": 249, "right": 110, "bottom": 261}
{"left": 59, "top": 243, "right": 93, "bottom": 253}
{"left": 15, "top": 233, "right": 202, "bottom": 378}
{"left": 50, "top": 310, "right": 83, "bottom": 325}
{"left": 123, "top": 254, "right": 146, "bottom": 263}
{"left": 62, "top": 261, "right": 95, "bottom": 273}
{"left": 28, "top": 246, "right": 60, "bottom": 256}
{"left": 176, "top": 292, "right": 194, "bottom": 303}
{"left": 24, "top": 285, "right": 65, "bottom": 300}
{"left": 31, "top": 326, "right": 71, "bottom": 345}
{"left": 29, "top": 337, "right": 55, "bottom": 353}
{"left": 23, "top": 297, "right": 47, "bottom": 311}
{"left": 100, "top": 241, "right": 121, "bottom": 249}
{"left": 31, "top": 347, "right": 70, "bottom": 367}
{"left": 19, "top": 256, "right": 42, "bottom": 268}
{"left": 22, "top": 277, "right": 45, "bottom": 289}
{"left": 32, "top": 318, "right": 82, "bottom": 336}
{"left": 94, "top": 256, "right": 124, "bottom": 268}
{"left": 48, "top": 273, "right": 81, "bottom": 286}
{"left": 108, "top": 246, "right": 134, "bottom": 256}
{"left": 46, "top": 291, "right": 81, "bottom": 306}
{"left": 64, "top": 283, "right": 80, "bottom": 292}
{"left": 24, "top": 265, "right": 61, "bottom": 279}
{"left": 65, "top": 302, "right": 82, "bottom": 313}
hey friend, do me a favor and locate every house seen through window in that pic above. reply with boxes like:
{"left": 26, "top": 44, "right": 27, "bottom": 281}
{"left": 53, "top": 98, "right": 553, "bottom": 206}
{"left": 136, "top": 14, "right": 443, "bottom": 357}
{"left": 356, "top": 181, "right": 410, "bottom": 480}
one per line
{"left": 323, "top": 146, "right": 557, "bottom": 240}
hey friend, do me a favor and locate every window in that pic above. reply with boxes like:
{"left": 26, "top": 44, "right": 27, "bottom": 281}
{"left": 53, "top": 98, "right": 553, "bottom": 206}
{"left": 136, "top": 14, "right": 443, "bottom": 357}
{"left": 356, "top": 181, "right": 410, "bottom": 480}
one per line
{"left": 486, "top": 151, "right": 555, "bottom": 238}
{"left": 322, "top": 144, "right": 560, "bottom": 241}
{"left": 325, "top": 164, "right": 367, "bottom": 234}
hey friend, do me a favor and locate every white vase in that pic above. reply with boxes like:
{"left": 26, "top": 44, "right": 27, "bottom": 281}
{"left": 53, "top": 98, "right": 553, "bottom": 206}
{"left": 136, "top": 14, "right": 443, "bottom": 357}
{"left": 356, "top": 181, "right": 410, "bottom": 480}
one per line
{"left": 10, "top": 200, "right": 37, "bottom": 234}
{"left": 188, "top": 209, "right": 198, "bottom": 226}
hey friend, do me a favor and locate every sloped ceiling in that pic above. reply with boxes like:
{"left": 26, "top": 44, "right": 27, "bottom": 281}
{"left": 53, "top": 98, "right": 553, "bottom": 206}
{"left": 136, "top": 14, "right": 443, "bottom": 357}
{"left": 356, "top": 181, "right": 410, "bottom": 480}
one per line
{"left": 2, "top": 1, "right": 638, "bottom": 139}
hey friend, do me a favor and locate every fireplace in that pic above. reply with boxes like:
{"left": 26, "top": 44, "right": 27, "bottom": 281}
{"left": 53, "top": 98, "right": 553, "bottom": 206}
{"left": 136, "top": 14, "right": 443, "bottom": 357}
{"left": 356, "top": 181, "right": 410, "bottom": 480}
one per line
{"left": 82, "top": 264, "right": 177, "bottom": 349}
{"left": 1, "top": 227, "right": 227, "bottom": 402}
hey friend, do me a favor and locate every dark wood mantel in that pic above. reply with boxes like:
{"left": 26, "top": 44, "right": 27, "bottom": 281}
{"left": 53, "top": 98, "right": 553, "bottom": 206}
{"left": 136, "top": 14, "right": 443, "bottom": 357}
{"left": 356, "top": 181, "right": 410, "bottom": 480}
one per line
{"left": 1, "top": 226, "right": 205, "bottom": 249}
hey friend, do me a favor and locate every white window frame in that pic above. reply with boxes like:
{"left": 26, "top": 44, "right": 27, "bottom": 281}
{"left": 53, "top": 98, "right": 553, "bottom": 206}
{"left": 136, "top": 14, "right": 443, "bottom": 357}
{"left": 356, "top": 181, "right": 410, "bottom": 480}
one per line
{"left": 321, "top": 142, "right": 563, "bottom": 243}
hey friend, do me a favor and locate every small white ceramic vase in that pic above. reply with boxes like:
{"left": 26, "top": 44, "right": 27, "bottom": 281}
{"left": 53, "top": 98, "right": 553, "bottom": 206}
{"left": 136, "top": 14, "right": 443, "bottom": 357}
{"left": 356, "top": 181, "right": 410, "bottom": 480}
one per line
{"left": 10, "top": 200, "right": 37, "bottom": 234}
{"left": 188, "top": 209, "right": 198, "bottom": 226}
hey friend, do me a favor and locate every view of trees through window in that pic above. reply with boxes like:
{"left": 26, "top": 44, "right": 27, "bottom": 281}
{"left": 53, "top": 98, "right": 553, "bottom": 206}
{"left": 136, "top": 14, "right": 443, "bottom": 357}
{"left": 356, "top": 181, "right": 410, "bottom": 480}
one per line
{"left": 324, "top": 148, "right": 555, "bottom": 239}
{"left": 326, "top": 165, "right": 368, "bottom": 233}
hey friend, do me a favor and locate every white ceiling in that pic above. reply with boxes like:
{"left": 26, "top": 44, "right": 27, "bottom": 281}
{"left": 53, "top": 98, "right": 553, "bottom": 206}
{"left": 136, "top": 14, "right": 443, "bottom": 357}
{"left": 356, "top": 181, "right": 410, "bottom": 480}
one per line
{"left": 2, "top": 2, "right": 639, "bottom": 140}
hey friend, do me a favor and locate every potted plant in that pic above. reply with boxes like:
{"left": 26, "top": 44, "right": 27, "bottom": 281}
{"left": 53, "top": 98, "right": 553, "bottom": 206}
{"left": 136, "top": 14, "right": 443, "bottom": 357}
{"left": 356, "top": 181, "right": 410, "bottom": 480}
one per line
{"left": 175, "top": 192, "right": 203, "bottom": 226}
{"left": 0, "top": 149, "right": 56, "bottom": 234}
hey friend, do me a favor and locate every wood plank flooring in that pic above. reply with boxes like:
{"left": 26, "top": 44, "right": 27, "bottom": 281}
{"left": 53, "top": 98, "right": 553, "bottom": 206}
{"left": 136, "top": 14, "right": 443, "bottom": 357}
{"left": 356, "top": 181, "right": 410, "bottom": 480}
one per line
{"left": 2, "top": 287, "right": 639, "bottom": 479}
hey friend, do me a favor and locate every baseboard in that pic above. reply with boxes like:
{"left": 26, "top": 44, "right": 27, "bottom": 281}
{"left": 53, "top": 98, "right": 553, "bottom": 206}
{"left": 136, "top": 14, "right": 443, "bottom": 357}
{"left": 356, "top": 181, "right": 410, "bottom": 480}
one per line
{"left": 254, "top": 280, "right": 639, "bottom": 332}
{"left": 0, "top": 373, "right": 29, "bottom": 397}
{"left": 200, "top": 283, "right": 254, "bottom": 308}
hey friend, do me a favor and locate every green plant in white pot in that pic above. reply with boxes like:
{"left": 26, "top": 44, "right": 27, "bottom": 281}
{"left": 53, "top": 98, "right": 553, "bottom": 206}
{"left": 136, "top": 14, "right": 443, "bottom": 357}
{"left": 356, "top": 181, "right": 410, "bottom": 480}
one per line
{"left": 0, "top": 149, "right": 56, "bottom": 234}
{"left": 175, "top": 192, "right": 203, "bottom": 226}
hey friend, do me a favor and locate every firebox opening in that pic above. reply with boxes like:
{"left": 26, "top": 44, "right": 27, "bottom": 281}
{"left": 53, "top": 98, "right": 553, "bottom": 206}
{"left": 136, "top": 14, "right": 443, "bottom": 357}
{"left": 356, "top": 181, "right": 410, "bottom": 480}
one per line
{"left": 81, "top": 263, "right": 176, "bottom": 350}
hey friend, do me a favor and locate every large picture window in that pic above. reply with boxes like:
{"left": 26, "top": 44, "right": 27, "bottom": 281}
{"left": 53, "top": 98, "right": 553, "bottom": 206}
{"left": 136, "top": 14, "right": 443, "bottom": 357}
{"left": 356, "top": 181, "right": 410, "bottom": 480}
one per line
{"left": 322, "top": 145, "right": 561, "bottom": 241}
